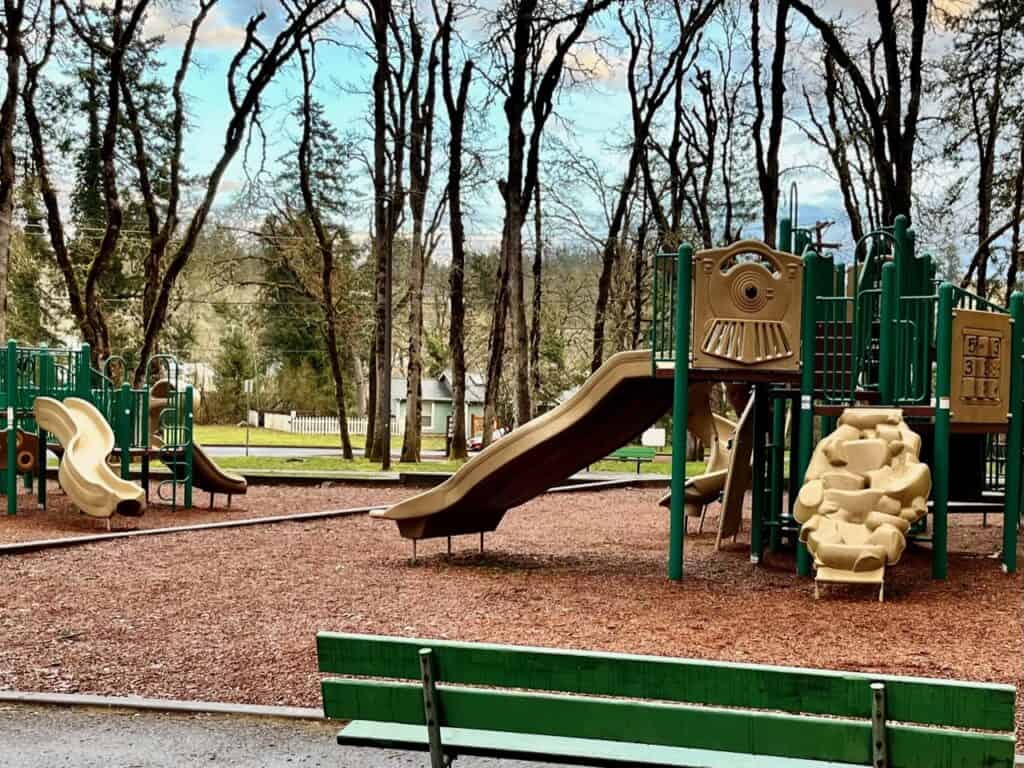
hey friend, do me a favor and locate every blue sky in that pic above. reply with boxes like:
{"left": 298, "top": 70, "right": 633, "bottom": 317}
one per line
{"left": 144, "top": 0, "right": 954, "bottom": 266}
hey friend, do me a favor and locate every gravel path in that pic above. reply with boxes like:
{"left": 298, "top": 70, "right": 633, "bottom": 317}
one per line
{"left": 1, "top": 485, "right": 1020, "bottom": 750}
{"left": 0, "top": 704, "right": 557, "bottom": 767}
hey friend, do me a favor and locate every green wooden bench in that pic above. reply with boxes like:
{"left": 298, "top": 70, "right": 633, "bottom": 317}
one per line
{"left": 591, "top": 445, "right": 656, "bottom": 473}
{"left": 316, "top": 632, "right": 1016, "bottom": 768}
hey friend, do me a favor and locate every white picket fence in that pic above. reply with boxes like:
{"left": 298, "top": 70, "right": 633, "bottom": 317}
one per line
{"left": 253, "top": 410, "right": 403, "bottom": 436}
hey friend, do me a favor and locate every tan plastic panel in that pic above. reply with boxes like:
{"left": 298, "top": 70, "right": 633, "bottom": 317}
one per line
{"left": 691, "top": 239, "right": 803, "bottom": 372}
{"left": 716, "top": 393, "right": 755, "bottom": 547}
{"left": 950, "top": 309, "right": 1011, "bottom": 424}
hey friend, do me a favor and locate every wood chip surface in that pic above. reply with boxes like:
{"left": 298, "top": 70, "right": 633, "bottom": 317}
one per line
{"left": 0, "top": 484, "right": 1020, "bottom": 749}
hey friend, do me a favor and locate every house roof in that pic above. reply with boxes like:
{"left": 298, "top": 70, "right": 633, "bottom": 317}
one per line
{"left": 391, "top": 373, "right": 486, "bottom": 405}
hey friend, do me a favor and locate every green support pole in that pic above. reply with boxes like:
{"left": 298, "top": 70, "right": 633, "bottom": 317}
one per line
{"left": 778, "top": 217, "right": 792, "bottom": 254}
{"left": 38, "top": 350, "right": 52, "bottom": 509}
{"left": 7, "top": 340, "right": 17, "bottom": 515}
{"left": 878, "top": 262, "right": 897, "bottom": 404}
{"left": 668, "top": 244, "right": 693, "bottom": 582}
{"left": 184, "top": 385, "right": 194, "bottom": 509}
{"left": 77, "top": 343, "right": 91, "bottom": 399}
{"left": 119, "top": 382, "right": 131, "bottom": 480}
{"left": 769, "top": 394, "right": 785, "bottom": 553}
{"left": 932, "top": 283, "right": 953, "bottom": 580}
{"left": 796, "top": 252, "right": 820, "bottom": 576}
{"left": 1002, "top": 292, "right": 1023, "bottom": 573}
{"left": 750, "top": 384, "right": 768, "bottom": 563}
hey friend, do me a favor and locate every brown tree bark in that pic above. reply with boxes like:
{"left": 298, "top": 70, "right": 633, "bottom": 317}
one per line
{"left": 296, "top": 37, "right": 354, "bottom": 459}
{"left": 789, "top": 0, "right": 927, "bottom": 223}
{"left": 368, "top": 0, "right": 392, "bottom": 466}
{"left": 0, "top": 0, "right": 26, "bottom": 342}
{"left": 486, "top": 0, "right": 613, "bottom": 428}
{"left": 750, "top": 0, "right": 788, "bottom": 247}
{"left": 1007, "top": 133, "right": 1024, "bottom": 295}
{"left": 529, "top": 180, "right": 543, "bottom": 412}
{"left": 434, "top": 0, "right": 472, "bottom": 460}
{"left": 401, "top": 8, "right": 439, "bottom": 463}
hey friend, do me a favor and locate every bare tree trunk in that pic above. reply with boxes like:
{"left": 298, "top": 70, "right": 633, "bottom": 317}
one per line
{"left": 0, "top": 0, "right": 25, "bottom": 342}
{"left": 507, "top": 197, "right": 531, "bottom": 424}
{"left": 529, "top": 181, "right": 543, "bottom": 414}
{"left": 437, "top": 0, "right": 471, "bottom": 459}
{"left": 482, "top": 221, "right": 510, "bottom": 448}
{"left": 365, "top": 338, "right": 377, "bottom": 456}
{"left": 750, "top": 0, "right": 788, "bottom": 247}
{"left": 1005, "top": 133, "right": 1024, "bottom": 295}
{"left": 970, "top": 65, "right": 1002, "bottom": 298}
{"left": 401, "top": 12, "right": 438, "bottom": 463}
{"left": 368, "top": 0, "right": 392, "bottom": 467}
{"left": 631, "top": 216, "right": 647, "bottom": 349}
{"left": 296, "top": 38, "right": 353, "bottom": 460}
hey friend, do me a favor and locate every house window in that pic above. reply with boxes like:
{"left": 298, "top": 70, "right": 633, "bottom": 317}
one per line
{"left": 421, "top": 403, "right": 433, "bottom": 430}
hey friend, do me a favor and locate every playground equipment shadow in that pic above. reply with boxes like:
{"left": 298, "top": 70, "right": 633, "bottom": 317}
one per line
{"left": 1, "top": 485, "right": 1020, "bottom": 751}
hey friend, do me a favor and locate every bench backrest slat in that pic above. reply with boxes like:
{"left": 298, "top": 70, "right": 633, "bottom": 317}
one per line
{"left": 316, "top": 632, "right": 1014, "bottom": 732}
{"left": 319, "top": 678, "right": 1015, "bottom": 768}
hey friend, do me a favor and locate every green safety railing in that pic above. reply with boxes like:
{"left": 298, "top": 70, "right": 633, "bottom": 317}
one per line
{"left": 147, "top": 354, "right": 193, "bottom": 511}
{"left": 651, "top": 250, "right": 681, "bottom": 368}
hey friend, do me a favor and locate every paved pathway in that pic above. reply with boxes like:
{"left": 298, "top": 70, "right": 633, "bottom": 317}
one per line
{"left": 201, "top": 445, "right": 449, "bottom": 460}
{"left": 1, "top": 703, "right": 564, "bottom": 768}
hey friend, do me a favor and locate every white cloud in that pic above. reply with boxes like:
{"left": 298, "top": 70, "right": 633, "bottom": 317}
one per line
{"left": 145, "top": 5, "right": 248, "bottom": 50}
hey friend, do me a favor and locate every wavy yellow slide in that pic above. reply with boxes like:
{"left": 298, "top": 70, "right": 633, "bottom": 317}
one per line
{"left": 35, "top": 397, "right": 146, "bottom": 518}
{"left": 375, "top": 350, "right": 673, "bottom": 540}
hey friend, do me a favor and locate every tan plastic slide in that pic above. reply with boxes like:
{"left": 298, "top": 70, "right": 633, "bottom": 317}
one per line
{"left": 34, "top": 396, "right": 146, "bottom": 518}
{"left": 375, "top": 350, "right": 673, "bottom": 539}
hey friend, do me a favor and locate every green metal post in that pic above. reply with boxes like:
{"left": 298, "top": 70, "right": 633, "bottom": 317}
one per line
{"left": 6, "top": 340, "right": 16, "bottom": 515}
{"left": 119, "top": 383, "right": 131, "bottom": 480}
{"left": 184, "top": 385, "right": 194, "bottom": 509}
{"left": 794, "top": 229, "right": 812, "bottom": 256}
{"left": 933, "top": 283, "right": 953, "bottom": 580}
{"left": 77, "top": 343, "right": 91, "bottom": 399}
{"left": 778, "top": 217, "right": 793, "bottom": 254}
{"left": 750, "top": 384, "right": 768, "bottom": 563}
{"left": 796, "top": 252, "right": 819, "bottom": 576}
{"left": 878, "top": 262, "right": 897, "bottom": 403}
{"left": 38, "top": 350, "right": 52, "bottom": 508}
{"left": 892, "top": 214, "right": 909, "bottom": 298}
{"left": 1002, "top": 292, "right": 1023, "bottom": 573}
{"left": 668, "top": 244, "right": 692, "bottom": 582}
{"left": 769, "top": 394, "right": 785, "bottom": 553}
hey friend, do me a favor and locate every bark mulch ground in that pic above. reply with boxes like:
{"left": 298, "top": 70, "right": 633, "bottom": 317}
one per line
{"left": 0, "top": 482, "right": 410, "bottom": 545}
{"left": 0, "top": 485, "right": 1020, "bottom": 749}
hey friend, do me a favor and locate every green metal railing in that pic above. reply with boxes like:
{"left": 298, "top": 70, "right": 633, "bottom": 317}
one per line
{"left": 651, "top": 250, "right": 681, "bottom": 367}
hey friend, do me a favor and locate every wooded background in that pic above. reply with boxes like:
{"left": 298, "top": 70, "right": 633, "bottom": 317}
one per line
{"left": 0, "top": 0, "right": 1022, "bottom": 466}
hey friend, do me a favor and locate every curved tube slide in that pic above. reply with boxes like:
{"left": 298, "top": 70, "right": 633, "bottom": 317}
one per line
{"left": 34, "top": 397, "right": 146, "bottom": 518}
{"left": 375, "top": 350, "right": 673, "bottom": 539}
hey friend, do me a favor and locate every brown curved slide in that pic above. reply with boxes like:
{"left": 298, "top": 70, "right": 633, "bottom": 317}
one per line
{"left": 190, "top": 442, "right": 247, "bottom": 497}
{"left": 150, "top": 380, "right": 247, "bottom": 499}
{"left": 375, "top": 350, "right": 672, "bottom": 539}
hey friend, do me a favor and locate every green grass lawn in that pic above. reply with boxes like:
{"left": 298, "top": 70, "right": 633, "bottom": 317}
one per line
{"left": 193, "top": 425, "right": 447, "bottom": 452}
{"left": 211, "top": 456, "right": 705, "bottom": 476}
{"left": 212, "top": 455, "right": 467, "bottom": 474}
